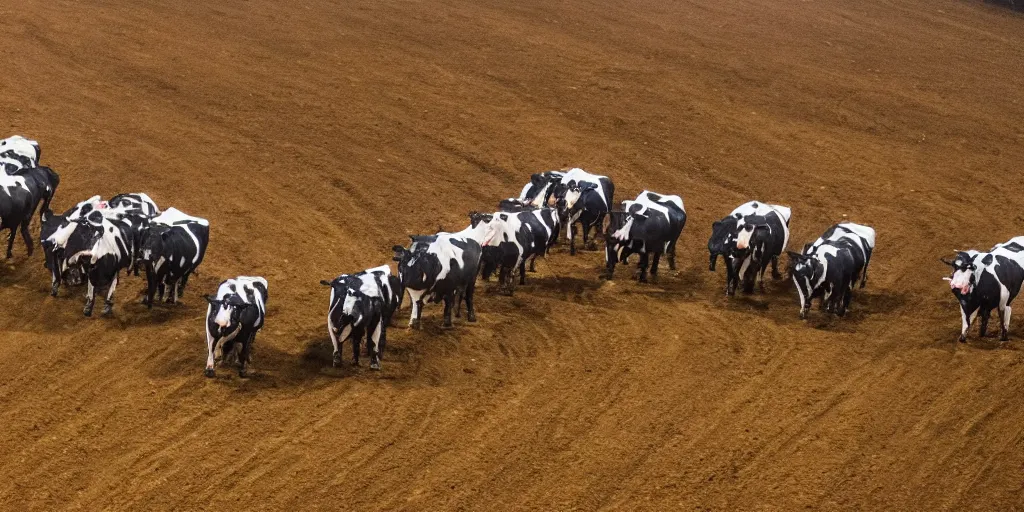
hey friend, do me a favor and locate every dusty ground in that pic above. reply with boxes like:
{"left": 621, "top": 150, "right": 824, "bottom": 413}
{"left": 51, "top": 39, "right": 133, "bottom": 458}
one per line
{"left": 1, "top": 0, "right": 1023, "bottom": 509}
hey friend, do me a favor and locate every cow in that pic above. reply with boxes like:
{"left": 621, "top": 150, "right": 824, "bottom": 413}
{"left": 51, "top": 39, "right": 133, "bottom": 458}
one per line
{"left": 320, "top": 265, "right": 403, "bottom": 370}
{"left": 0, "top": 171, "right": 47, "bottom": 258}
{"left": 61, "top": 210, "right": 141, "bottom": 316}
{"left": 0, "top": 135, "right": 40, "bottom": 170}
{"left": 603, "top": 192, "right": 687, "bottom": 283}
{"left": 138, "top": 207, "right": 209, "bottom": 307}
{"left": 805, "top": 222, "right": 875, "bottom": 289}
{"left": 618, "top": 190, "right": 686, "bottom": 270}
{"left": 204, "top": 276, "right": 268, "bottom": 377}
{"left": 515, "top": 170, "right": 564, "bottom": 207}
{"left": 942, "top": 237, "right": 1024, "bottom": 343}
{"left": 788, "top": 226, "right": 866, "bottom": 319}
{"left": 40, "top": 196, "right": 104, "bottom": 295}
{"left": 708, "top": 201, "right": 791, "bottom": 295}
{"left": 470, "top": 211, "right": 531, "bottom": 295}
{"left": 498, "top": 199, "right": 561, "bottom": 275}
{"left": 392, "top": 227, "right": 490, "bottom": 329}
{"left": 552, "top": 169, "right": 615, "bottom": 255}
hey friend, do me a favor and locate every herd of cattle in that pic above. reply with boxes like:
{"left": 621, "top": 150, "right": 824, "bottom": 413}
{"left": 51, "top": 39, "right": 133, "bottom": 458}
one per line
{"left": 0, "top": 135, "right": 1017, "bottom": 377}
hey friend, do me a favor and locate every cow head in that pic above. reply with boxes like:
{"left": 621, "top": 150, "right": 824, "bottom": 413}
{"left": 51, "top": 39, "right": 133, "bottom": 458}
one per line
{"left": 63, "top": 212, "right": 106, "bottom": 265}
{"left": 466, "top": 212, "right": 504, "bottom": 247}
{"left": 559, "top": 182, "right": 598, "bottom": 217}
{"left": 206, "top": 293, "right": 259, "bottom": 334}
{"left": 734, "top": 215, "right": 770, "bottom": 251}
{"left": 139, "top": 224, "right": 170, "bottom": 264}
{"left": 707, "top": 216, "right": 740, "bottom": 271}
{"left": 321, "top": 275, "right": 369, "bottom": 328}
{"left": 941, "top": 252, "right": 979, "bottom": 297}
{"left": 787, "top": 251, "right": 823, "bottom": 319}
{"left": 392, "top": 241, "right": 442, "bottom": 290}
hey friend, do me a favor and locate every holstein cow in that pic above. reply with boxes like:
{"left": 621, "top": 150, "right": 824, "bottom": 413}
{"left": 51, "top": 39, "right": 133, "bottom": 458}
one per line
{"left": 320, "top": 265, "right": 403, "bottom": 370}
{"left": 708, "top": 201, "right": 791, "bottom": 295}
{"left": 942, "top": 237, "right": 1024, "bottom": 342}
{"left": 61, "top": 210, "right": 141, "bottom": 316}
{"left": 139, "top": 207, "right": 209, "bottom": 307}
{"left": 603, "top": 191, "right": 687, "bottom": 283}
{"left": 392, "top": 224, "right": 491, "bottom": 329}
{"left": 204, "top": 276, "right": 268, "bottom": 377}
{"left": 553, "top": 168, "right": 614, "bottom": 254}
{"left": 787, "top": 225, "right": 867, "bottom": 319}
{"left": 515, "top": 170, "right": 564, "bottom": 207}
{"left": 498, "top": 199, "right": 561, "bottom": 274}
{"left": 41, "top": 196, "right": 104, "bottom": 295}
{"left": 618, "top": 190, "right": 686, "bottom": 270}
{"left": 0, "top": 135, "right": 40, "bottom": 173}
{"left": 805, "top": 222, "right": 875, "bottom": 289}
{"left": 470, "top": 211, "right": 531, "bottom": 295}
{"left": 0, "top": 168, "right": 59, "bottom": 258}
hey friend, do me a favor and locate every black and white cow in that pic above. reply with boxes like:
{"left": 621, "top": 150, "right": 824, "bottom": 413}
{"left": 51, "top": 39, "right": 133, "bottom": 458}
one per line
{"left": 41, "top": 196, "right": 104, "bottom": 295}
{"left": 204, "top": 276, "right": 268, "bottom": 377}
{"left": 515, "top": 170, "right": 564, "bottom": 207}
{"left": 62, "top": 210, "right": 141, "bottom": 316}
{"left": 498, "top": 199, "right": 561, "bottom": 274}
{"left": 708, "top": 201, "right": 791, "bottom": 295}
{"left": 603, "top": 191, "right": 687, "bottom": 283}
{"left": 470, "top": 211, "right": 531, "bottom": 295}
{"left": 320, "top": 265, "right": 403, "bottom": 370}
{"left": 392, "top": 227, "right": 489, "bottom": 329}
{"left": 805, "top": 222, "right": 875, "bottom": 289}
{"left": 0, "top": 135, "right": 40, "bottom": 172}
{"left": 0, "top": 171, "right": 52, "bottom": 258}
{"left": 139, "top": 208, "right": 209, "bottom": 307}
{"left": 942, "top": 237, "right": 1024, "bottom": 342}
{"left": 553, "top": 168, "right": 615, "bottom": 254}
{"left": 788, "top": 225, "right": 867, "bottom": 319}
{"left": 618, "top": 191, "right": 686, "bottom": 270}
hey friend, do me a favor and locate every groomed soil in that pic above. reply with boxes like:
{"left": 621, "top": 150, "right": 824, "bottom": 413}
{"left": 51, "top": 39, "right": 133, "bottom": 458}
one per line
{"left": 1, "top": 0, "right": 1024, "bottom": 510}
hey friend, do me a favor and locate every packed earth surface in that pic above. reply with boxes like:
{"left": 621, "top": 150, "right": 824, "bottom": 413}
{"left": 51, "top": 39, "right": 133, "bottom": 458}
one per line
{"left": 1, "top": 0, "right": 1024, "bottom": 510}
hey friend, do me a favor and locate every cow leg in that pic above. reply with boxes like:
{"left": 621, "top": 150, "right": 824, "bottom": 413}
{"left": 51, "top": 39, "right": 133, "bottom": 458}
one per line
{"left": 238, "top": 332, "right": 254, "bottom": 377}
{"left": 1001, "top": 306, "right": 1012, "bottom": 342}
{"left": 584, "top": 221, "right": 597, "bottom": 251}
{"left": 166, "top": 278, "right": 179, "bottom": 304}
{"left": 144, "top": 269, "right": 157, "bottom": 308}
{"left": 411, "top": 299, "right": 424, "bottom": 329}
{"left": 205, "top": 328, "right": 218, "bottom": 377}
{"left": 328, "top": 320, "right": 342, "bottom": 368}
{"left": 378, "top": 319, "right": 388, "bottom": 361}
{"left": 5, "top": 228, "right": 16, "bottom": 259}
{"left": 959, "top": 306, "right": 978, "bottom": 343}
{"left": 649, "top": 253, "right": 661, "bottom": 284}
{"left": 83, "top": 280, "right": 96, "bottom": 317}
{"left": 442, "top": 294, "right": 454, "bottom": 329}
{"left": 568, "top": 222, "right": 577, "bottom": 256}
{"left": 454, "top": 289, "right": 463, "bottom": 318}
{"left": 49, "top": 262, "right": 60, "bottom": 297}
{"left": 519, "top": 257, "right": 528, "bottom": 285}
{"left": 157, "top": 281, "right": 166, "bottom": 303}
{"left": 19, "top": 220, "right": 33, "bottom": 257}
{"left": 102, "top": 274, "right": 118, "bottom": 316}
{"left": 179, "top": 271, "right": 191, "bottom": 297}
{"left": 529, "top": 253, "right": 538, "bottom": 273}
{"left": 771, "top": 256, "right": 782, "bottom": 279}
{"left": 979, "top": 308, "right": 991, "bottom": 338}
{"left": 465, "top": 281, "right": 478, "bottom": 323}
{"left": 369, "top": 321, "right": 383, "bottom": 370}
{"left": 351, "top": 327, "right": 362, "bottom": 366}
{"left": 638, "top": 252, "right": 650, "bottom": 284}
{"left": 667, "top": 240, "right": 677, "bottom": 271}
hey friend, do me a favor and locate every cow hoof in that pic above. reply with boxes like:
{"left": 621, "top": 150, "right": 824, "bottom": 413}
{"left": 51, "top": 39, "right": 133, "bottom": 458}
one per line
{"left": 958, "top": 336, "right": 967, "bottom": 343}
{"left": 467, "top": 313, "right": 477, "bottom": 323}
{"left": 1000, "top": 337, "right": 1010, "bottom": 343}
{"left": 102, "top": 306, "right": 113, "bottom": 317}
{"left": 441, "top": 323, "right": 454, "bottom": 330}
{"left": 239, "top": 370, "right": 250, "bottom": 378}
{"left": 83, "top": 307, "right": 93, "bottom": 317}
{"left": 204, "top": 368, "right": 215, "bottom": 378}
{"left": 370, "top": 362, "right": 381, "bottom": 371}
{"left": 351, "top": 361, "right": 360, "bottom": 367}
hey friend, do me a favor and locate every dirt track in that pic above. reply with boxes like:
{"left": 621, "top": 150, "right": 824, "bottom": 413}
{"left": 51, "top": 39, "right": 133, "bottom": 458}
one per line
{"left": 1, "top": 0, "right": 1024, "bottom": 509}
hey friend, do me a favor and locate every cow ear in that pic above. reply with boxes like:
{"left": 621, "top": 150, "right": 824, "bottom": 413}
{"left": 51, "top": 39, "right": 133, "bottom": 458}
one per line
{"left": 786, "top": 251, "right": 804, "bottom": 260}
{"left": 712, "top": 220, "right": 721, "bottom": 228}
{"left": 320, "top": 279, "right": 333, "bottom": 286}
{"left": 939, "top": 257, "right": 954, "bottom": 266}
{"left": 204, "top": 295, "right": 218, "bottom": 305}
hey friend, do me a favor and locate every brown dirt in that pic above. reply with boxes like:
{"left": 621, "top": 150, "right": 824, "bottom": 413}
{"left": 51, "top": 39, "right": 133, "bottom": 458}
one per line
{"left": 1, "top": 0, "right": 1024, "bottom": 510}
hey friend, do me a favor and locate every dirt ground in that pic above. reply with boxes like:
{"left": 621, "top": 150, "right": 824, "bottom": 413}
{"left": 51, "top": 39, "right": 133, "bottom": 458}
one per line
{"left": 1, "top": 0, "right": 1023, "bottom": 510}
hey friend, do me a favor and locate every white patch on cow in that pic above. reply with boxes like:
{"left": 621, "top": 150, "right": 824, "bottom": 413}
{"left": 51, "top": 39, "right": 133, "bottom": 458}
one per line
{"left": 407, "top": 288, "right": 426, "bottom": 325}
{"left": 612, "top": 216, "right": 634, "bottom": 241}
{"left": 48, "top": 222, "right": 79, "bottom": 249}
{"left": 735, "top": 227, "right": 754, "bottom": 250}
{"left": 152, "top": 207, "right": 209, "bottom": 227}
{"left": 215, "top": 304, "right": 232, "bottom": 327}
{"left": 430, "top": 235, "right": 468, "bottom": 281}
